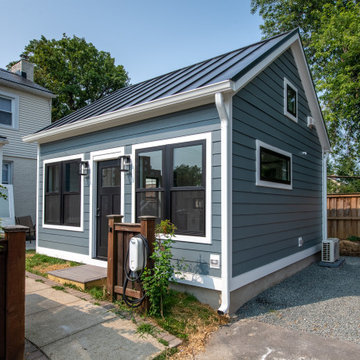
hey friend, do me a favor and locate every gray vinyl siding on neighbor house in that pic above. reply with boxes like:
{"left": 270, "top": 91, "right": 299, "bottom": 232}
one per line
{"left": 232, "top": 49, "right": 323, "bottom": 277}
{"left": 38, "top": 104, "right": 222, "bottom": 277}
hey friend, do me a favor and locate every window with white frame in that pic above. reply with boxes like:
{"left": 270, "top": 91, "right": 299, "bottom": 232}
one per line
{"left": 44, "top": 159, "right": 81, "bottom": 227}
{"left": 0, "top": 92, "right": 18, "bottom": 129}
{"left": 2, "top": 161, "right": 13, "bottom": 184}
{"left": 256, "top": 140, "right": 292, "bottom": 190}
{"left": 284, "top": 78, "right": 298, "bottom": 122}
{"left": 135, "top": 140, "right": 206, "bottom": 236}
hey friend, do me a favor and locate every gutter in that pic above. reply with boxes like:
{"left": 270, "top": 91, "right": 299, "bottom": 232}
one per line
{"left": 23, "top": 80, "right": 235, "bottom": 144}
{"left": 215, "top": 92, "right": 233, "bottom": 314}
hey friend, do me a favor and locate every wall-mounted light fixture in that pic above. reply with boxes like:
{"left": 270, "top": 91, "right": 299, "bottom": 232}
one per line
{"left": 79, "top": 161, "right": 90, "bottom": 176}
{"left": 119, "top": 155, "right": 131, "bottom": 172}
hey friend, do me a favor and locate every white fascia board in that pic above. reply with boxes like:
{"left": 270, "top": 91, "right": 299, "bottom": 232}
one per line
{"left": 23, "top": 80, "right": 235, "bottom": 144}
{"left": 233, "top": 33, "right": 330, "bottom": 152}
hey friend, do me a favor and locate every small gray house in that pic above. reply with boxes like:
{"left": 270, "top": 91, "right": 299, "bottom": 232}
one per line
{"left": 24, "top": 29, "right": 330, "bottom": 313}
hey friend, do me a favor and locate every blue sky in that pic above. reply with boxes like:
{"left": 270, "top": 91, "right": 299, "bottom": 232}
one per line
{"left": 0, "top": 0, "right": 263, "bottom": 84}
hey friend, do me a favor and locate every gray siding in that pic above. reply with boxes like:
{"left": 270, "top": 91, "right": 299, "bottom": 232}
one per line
{"left": 38, "top": 105, "right": 222, "bottom": 277}
{"left": 232, "top": 49, "right": 323, "bottom": 277}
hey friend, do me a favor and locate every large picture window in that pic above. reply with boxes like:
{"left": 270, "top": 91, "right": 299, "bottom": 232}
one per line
{"left": 44, "top": 159, "right": 81, "bottom": 227}
{"left": 256, "top": 140, "right": 292, "bottom": 190}
{"left": 136, "top": 140, "right": 205, "bottom": 236}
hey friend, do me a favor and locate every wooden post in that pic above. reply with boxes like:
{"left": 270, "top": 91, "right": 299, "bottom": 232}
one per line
{"left": 139, "top": 216, "right": 156, "bottom": 311}
{"left": 3, "top": 225, "right": 27, "bottom": 360}
{"left": 106, "top": 215, "right": 123, "bottom": 298}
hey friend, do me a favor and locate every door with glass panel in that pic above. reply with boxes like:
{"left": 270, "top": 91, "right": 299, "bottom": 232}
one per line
{"left": 96, "top": 159, "right": 121, "bottom": 259}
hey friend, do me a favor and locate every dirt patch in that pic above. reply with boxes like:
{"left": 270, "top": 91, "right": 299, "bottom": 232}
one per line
{"left": 32, "top": 263, "right": 74, "bottom": 273}
{"left": 340, "top": 240, "right": 360, "bottom": 257}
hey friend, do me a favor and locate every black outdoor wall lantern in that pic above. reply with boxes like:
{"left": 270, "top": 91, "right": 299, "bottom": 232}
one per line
{"left": 119, "top": 155, "right": 131, "bottom": 172}
{"left": 79, "top": 160, "right": 90, "bottom": 176}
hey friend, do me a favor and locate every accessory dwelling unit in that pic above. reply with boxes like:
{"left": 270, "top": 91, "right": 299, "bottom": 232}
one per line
{"left": 24, "top": 29, "right": 330, "bottom": 313}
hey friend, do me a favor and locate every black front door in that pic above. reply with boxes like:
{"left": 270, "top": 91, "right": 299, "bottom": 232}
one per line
{"left": 96, "top": 159, "right": 121, "bottom": 259}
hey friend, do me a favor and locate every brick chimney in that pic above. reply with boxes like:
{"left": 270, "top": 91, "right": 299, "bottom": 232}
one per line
{"left": 10, "top": 60, "right": 34, "bottom": 82}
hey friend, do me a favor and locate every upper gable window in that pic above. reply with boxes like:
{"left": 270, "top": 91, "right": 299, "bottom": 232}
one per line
{"left": 284, "top": 78, "right": 298, "bottom": 122}
{"left": 0, "top": 91, "right": 19, "bottom": 130}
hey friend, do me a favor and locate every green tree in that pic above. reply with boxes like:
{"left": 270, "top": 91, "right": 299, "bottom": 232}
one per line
{"left": 8, "top": 34, "right": 129, "bottom": 121}
{"left": 251, "top": 1, "right": 360, "bottom": 174}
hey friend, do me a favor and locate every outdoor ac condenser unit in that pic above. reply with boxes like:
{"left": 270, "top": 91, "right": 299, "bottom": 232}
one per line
{"left": 322, "top": 238, "right": 340, "bottom": 263}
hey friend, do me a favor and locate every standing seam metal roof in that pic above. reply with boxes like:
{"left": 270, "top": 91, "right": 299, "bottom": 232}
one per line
{"left": 39, "top": 30, "right": 296, "bottom": 133}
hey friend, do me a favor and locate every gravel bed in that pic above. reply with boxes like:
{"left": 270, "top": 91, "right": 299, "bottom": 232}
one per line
{"left": 236, "top": 256, "right": 360, "bottom": 344}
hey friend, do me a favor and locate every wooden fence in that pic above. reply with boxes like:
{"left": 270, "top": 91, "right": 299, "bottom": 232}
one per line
{"left": 106, "top": 215, "right": 155, "bottom": 302}
{"left": 0, "top": 225, "right": 27, "bottom": 360}
{"left": 327, "top": 194, "right": 360, "bottom": 240}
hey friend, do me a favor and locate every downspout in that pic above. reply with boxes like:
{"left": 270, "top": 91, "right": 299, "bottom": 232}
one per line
{"left": 322, "top": 150, "right": 329, "bottom": 241}
{"left": 215, "top": 92, "right": 232, "bottom": 314}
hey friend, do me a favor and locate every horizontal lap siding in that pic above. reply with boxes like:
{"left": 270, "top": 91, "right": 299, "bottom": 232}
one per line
{"left": 38, "top": 105, "right": 221, "bottom": 277}
{"left": 232, "top": 49, "right": 323, "bottom": 277}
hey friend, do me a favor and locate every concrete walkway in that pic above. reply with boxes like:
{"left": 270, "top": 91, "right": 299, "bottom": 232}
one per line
{"left": 196, "top": 318, "right": 360, "bottom": 360}
{"left": 25, "top": 273, "right": 178, "bottom": 360}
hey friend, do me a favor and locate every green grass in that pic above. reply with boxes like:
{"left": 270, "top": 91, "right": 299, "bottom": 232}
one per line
{"left": 52, "top": 285, "right": 65, "bottom": 291}
{"left": 347, "top": 235, "right": 360, "bottom": 242}
{"left": 35, "top": 279, "right": 45, "bottom": 283}
{"left": 158, "top": 338, "right": 169, "bottom": 346}
{"left": 136, "top": 323, "right": 159, "bottom": 338}
{"left": 88, "top": 286, "right": 106, "bottom": 300}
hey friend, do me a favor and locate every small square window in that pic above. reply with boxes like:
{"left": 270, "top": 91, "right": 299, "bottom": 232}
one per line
{"left": 284, "top": 78, "right": 298, "bottom": 122}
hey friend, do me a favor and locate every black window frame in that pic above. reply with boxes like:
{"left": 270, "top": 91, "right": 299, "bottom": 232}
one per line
{"left": 44, "top": 159, "right": 81, "bottom": 227}
{"left": 259, "top": 146, "right": 291, "bottom": 185}
{"left": 135, "top": 140, "right": 206, "bottom": 237}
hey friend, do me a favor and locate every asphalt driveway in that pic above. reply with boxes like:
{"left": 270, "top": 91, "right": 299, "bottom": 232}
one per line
{"left": 197, "top": 256, "right": 360, "bottom": 360}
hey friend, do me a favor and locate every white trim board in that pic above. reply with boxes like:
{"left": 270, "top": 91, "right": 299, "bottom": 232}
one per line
{"left": 36, "top": 246, "right": 107, "bottom": 268}
{"left": 42, "top": 153, "right": 85, "bottom": 232}
{"left": 131, "top": 132, "right": 212, "bottom": 244}
{"left": 230, "top": 244, "right": 321, "bottom": 291}
{"left": 89, "top": 146, "right": 125, "bottom": 259}
{"left": 174, "top": 272, "right": 222, "bottom": 291}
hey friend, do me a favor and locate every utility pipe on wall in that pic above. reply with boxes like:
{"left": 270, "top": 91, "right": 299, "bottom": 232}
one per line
{"left": 215, "top": 92, "right": 232, "bottom": 314}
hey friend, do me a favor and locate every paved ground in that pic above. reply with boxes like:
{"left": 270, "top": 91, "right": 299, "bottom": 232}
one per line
{"left": 25, "top": 273, "right": 180, "bottom": 360}
{"left": 198, "top": 257, "right": 360, "bottom": 360}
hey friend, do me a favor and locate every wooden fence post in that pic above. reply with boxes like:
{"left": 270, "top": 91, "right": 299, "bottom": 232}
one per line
{"left": 107, "top": 215, "right": 123, "bottom": 298}
{"left": 3, "top": 225, "right": 27, "bottom": 360}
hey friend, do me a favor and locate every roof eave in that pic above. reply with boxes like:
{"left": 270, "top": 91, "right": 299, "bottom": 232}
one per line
{"left": 0, "top": 78, "right": 55, "bottom": 99}
{"left": 23, "top": 80, "right": 235, "bottom": 144}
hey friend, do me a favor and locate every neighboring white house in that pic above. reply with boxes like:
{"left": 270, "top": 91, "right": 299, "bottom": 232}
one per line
{"left": 0, "top": 60, "right": 54, "bottom": 225}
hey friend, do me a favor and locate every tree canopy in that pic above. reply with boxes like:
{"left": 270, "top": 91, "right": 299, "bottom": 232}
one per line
{"left": 8, "top": 34, "right": 129, "bottom": 121}
{"left": 251, "top": 0, "right": 360, "bottom": 180}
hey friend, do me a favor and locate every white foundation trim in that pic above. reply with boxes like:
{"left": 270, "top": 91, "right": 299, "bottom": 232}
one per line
{"left": 174, "top": 272, "right": 222, "bottom": 291}
{"left": 42, "top": 154, "right": 85, "bottom": 232}
{"left": 230, "top": 244, "right": 321, "bottom": 291}
{"left": 37, "top": 246, "right": 107, "bottom": 268}
{"left": 131, "top": 132, "right": 212, "bottom": 244}
{"left": 89, "top": 146, "right": 125, "bottom": 259}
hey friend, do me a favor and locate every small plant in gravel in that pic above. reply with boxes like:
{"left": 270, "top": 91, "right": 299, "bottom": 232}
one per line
{"left": 52, "top": 285, "right": 65, "bottom": 291}
{"left": 136, "top": 323, "right": 159, "bottom": 338}
{"left": 141, "top": 220, "right": 179, "bottom": 318}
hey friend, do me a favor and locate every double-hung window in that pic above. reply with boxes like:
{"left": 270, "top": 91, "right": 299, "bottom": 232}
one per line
{"left": 136, "top": 140, "right": 205, "bottom": 236}
{"left": 44, "top": 159, "right": 81, "bottom": 227}
{"left": 0, "top": 92, "right": 18, "bottom": 129}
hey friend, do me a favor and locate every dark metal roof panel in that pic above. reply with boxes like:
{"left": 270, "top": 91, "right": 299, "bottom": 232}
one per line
{"left": 39, "top": 30, "right": 296, "bottom": 133}
{"left": 0, "top": 68, "right": 53, "bottom": 95}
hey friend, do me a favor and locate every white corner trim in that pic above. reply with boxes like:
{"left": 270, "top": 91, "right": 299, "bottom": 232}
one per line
{"left": 42, "top": 153, "right": 85, "bottom": 232}
{"left": 131, "top": 132, "right": 212, "bottom": 244}
{"left": 322, "top": 151, "right": 329, "bottom": 241}
{"left": 23, "top": 80, "right": 234, "bottom": 144}
{"left": 0, "top": 89, "right": 19, "bottom": 130}
{"left": 89, "top": 146, "right": 125, "bottom": 258}
{"left": 36, "top": 145, "right": 40, "bottom": 252}
{"left": 230, "top": 244, "right": 321, "bottom": 291}
{"left": 174, "top": 271, "right": 222, "bottom": 291}
{"left": 36, "top": 246, "right": 108, "bottom": 268}
{"left": 283, "top": 77, "right": 298, "bottom": 122}
{"left": 255, "top": 140, "right": 293, "bottom": 190}
{"left": 215, "top": 91, "right": 233, "bottom": 314}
